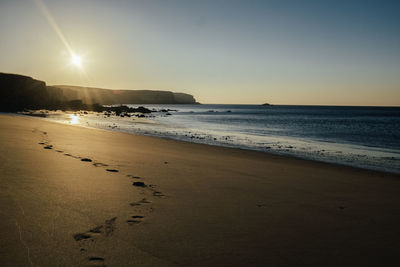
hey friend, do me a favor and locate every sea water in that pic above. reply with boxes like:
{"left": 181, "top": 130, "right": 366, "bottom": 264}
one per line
{"left": 40, "top": 104, "right": 400, "bottom": 174}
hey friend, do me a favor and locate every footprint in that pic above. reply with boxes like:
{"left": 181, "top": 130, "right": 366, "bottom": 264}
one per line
{"left": 73, "top": 233, "right": 91, "bottom": 241}
{"left": 88, "top": 257, "right": 105, "bottom": 266}
{"left": 55, "top": 150, "right": 64, "bottom": 153}
{"left": 132, "top": 182, "right": 146, "bottom": 187}
{"left": 88, "top": 257, "right": 104, "bottom": 261}
{"left": 64, "top": 153, "right": 80, "bottom": 159}
{"left": 63, "top": 153, "right": 80, "bottom": 159}
{"left": 38, "top": 142, "right": 45, "bottom": 145}
{"left": 93, "top": 162, "right": 108, "bottom": 167}
{"left": 81, "top": 158, "right": 92, "bottom": 162}
{"left": 44, "top": 145, "right": 53, "bottom": 149}
{"left": 104, "top": 217, "right": 117, "bottom": 236}
{"left": 73, "top": 217, "right": 117, "bottom": 243}
{"left": 106, "top": 169, "right": 119, "bottom": 173}
{"left": 127, "top": 215, "right": 144, "bottom": 225}
{"left": 127, "top": 174, "right": 141, "bottom": 179}
{"left": 89, "top": 225, "right": 103, "bottom": 234}
{"left": 130, "top": 198, "right": 151, "bottom": 206}
{"left": 126, "top": 220, "right": 141, "bottom": 225}
{"left": 152, "top": 191, "right": 164, "bottom": 197}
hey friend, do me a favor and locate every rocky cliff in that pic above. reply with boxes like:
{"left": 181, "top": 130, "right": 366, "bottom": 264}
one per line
{"left": 0, "top": 73, "right": 197, "bottom": 111}
{"left": 53, "top": 85, "right": 196, "bottom": 105}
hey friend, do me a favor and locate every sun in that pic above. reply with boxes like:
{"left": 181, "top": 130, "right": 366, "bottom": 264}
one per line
{"left": 71, "top": 54, "right": 82, "bottom": 67}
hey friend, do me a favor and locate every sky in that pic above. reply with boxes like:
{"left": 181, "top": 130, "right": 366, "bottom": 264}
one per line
{"left": 0, "top": 0, "right": 399, "bottom": 105}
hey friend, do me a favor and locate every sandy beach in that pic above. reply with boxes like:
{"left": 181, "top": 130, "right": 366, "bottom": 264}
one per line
{"left": 1, "top": 113, "right": 400, "bottom": 266}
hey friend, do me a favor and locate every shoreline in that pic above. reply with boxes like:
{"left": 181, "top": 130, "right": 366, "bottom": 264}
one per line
{"left": 1, "top": 113, "right": 400, "bottom": 266}
{"left": 12, "top": 112, "right": 400, "bottom": 176}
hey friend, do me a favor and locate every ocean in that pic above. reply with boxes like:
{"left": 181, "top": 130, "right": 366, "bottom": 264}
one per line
{"left": 39, "top": 104, "right": 400, "bottom": 174}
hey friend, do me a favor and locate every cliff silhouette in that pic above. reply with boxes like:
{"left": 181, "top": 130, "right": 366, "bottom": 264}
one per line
{"left": 53, "top": 85, "right": 196, "bottom": 105}
{"left": 0, "top": 73, "right": 196, "bottom": 111}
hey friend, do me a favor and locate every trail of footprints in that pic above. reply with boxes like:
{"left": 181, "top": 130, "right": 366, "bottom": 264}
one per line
{"left": 36, "top": 130, "right": 166, "bottom": 266}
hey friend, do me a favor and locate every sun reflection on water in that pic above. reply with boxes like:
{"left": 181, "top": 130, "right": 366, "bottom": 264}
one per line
{"left": 69, "top": 114, "right": 79, "bottom": 124}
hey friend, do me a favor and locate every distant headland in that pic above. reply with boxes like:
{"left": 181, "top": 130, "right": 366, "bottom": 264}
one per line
{"left": 0, "top": 73, "right": 197, "bottom": 112}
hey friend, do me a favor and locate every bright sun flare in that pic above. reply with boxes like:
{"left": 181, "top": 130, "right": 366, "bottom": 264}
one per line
{"left": 71, "top": 54, "right": 82, "bottom": 67}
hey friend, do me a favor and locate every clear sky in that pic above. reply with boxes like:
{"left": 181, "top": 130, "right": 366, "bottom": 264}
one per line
{"left": 1, "top": 0, "right": 399, "bottom": 105}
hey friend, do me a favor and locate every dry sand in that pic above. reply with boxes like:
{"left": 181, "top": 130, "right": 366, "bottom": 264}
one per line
{"left": 0, "top": 114, "right": 399, "bottom": 266}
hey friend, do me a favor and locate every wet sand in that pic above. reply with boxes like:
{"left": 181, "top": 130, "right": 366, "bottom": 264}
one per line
{"left": 1, "top": 114, "right": 400, "bottom": 266}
